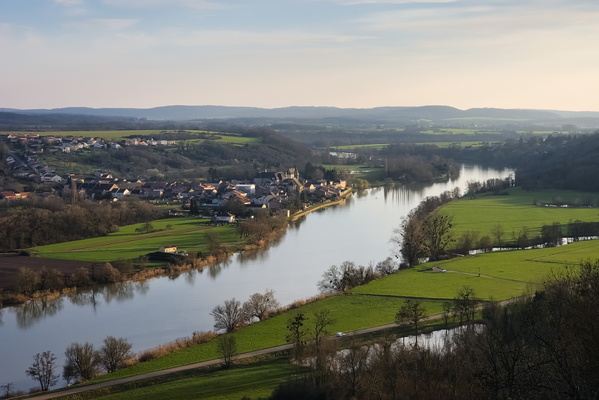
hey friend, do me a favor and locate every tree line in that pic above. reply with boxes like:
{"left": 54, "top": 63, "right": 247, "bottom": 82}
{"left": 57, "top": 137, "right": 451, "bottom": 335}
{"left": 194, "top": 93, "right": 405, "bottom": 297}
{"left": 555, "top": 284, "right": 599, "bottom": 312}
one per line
{"left": 0, "top": 196, "right": 162, "bottom": 250}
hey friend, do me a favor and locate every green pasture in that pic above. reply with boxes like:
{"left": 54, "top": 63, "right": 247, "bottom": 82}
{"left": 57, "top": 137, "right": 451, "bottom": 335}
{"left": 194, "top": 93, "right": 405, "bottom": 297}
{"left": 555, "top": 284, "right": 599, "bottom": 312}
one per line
{"left": 353, "top": 240, "right": 599, "bottom": 301}
{"left": 33, "top": 130, "right": 164, "bottom": 141}
{"left": 94, "top": 358, "right": 303, "bottom": 400}
{"left": 443, "top": 187, "right": 599, "bottom": 241}
{"left": 419, "top": 128, "right": 496, "bottom": 135}
{"left": 331, "top": 143, "right": 390, "bottom": 150}
{"left": 31, "top": 217, "right": 242, "bottom": 263}
{"left": 32, "top": 130, "right": 261, "bottom": 145}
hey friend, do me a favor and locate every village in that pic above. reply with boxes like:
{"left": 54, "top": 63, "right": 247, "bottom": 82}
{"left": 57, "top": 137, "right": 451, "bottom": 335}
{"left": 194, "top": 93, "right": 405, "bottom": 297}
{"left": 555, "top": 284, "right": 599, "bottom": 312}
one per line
{"left": 0, "top": 133, "right": 351, "bottom": 218}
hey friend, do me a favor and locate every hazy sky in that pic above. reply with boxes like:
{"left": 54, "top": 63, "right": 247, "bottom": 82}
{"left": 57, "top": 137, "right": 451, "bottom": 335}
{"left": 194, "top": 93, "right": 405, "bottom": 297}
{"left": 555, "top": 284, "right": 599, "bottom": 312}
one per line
{"left": 2, "top": 0, "right": 598, "bottom": 111}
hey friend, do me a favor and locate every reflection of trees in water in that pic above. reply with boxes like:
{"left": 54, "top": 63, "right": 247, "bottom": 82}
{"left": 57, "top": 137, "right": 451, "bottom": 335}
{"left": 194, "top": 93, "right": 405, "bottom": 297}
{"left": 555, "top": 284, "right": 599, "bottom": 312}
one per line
{"left": 135, "top": 281, "right": 150, "bottom": 295}
{"left": 208, "top": 258, "right": 231, "bottom": 279}
{"left": 289, "top": 216, "right": 306, "bottom": 230}
{"left": 16, "top": 297, "right": 64, "bottom": 329}
{"left": 68, "top": 287, "right": 101, "bottom": 309}
{"left": 184, "top": 270, "right": 197, "bottom": 285}
{"left": 102, "top": 281, "right": 134, "bottom": 303}
{"left": 237, "top": 247, "right": 270, "bottom": 264}
{"left": 0, "top": 309, "right": 3, "bottom": 327}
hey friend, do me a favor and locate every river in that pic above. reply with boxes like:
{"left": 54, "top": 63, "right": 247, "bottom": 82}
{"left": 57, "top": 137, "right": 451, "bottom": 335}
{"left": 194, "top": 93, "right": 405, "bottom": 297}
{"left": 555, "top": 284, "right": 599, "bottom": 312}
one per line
{"left": 0, "top": 165, "right": 511, "bottom": 392}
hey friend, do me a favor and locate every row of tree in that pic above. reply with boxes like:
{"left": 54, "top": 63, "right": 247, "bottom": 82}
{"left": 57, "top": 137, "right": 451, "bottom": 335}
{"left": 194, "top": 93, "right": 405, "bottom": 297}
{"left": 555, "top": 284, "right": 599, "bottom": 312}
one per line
{"left": 211, "top": 289, "right": 281, "bottom": 333}
{"left": 393, "top": 191, "right": 459, "bottom": 267}
{"left": 24, "top": 336, "right": 133, "bottom": 392}
{"left": 0, "top": 196, "right": 162, "bottom": 250}
{"left": 15, "top": 263, "right": 125, "bottom": 295}
{"left": 317, "top": 258, "right": 397, "bottom": 294}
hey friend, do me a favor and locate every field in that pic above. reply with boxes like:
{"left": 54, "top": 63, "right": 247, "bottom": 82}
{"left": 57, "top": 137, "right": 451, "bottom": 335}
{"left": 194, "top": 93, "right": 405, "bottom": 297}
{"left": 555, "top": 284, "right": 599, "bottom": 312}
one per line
{"left": 93, "top": 358, "right": 304, "bottom": 400}
{"left": 353, "top": 240, "right": 599, "bottom": 301}
{"left": 30, "top": 130, "right": 261, "bottom": 145}
{"left": 443, "top": 187, "right": 599, "bottom": 241}
{"left": 31, "top": 217, "right": 242, "bottom": 263}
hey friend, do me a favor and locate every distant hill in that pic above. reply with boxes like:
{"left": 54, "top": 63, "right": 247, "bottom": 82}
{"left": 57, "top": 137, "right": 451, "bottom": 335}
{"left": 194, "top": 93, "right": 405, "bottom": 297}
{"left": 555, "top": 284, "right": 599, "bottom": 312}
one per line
{"left": 3, "top": 105, "right": 599, "bottom": 129}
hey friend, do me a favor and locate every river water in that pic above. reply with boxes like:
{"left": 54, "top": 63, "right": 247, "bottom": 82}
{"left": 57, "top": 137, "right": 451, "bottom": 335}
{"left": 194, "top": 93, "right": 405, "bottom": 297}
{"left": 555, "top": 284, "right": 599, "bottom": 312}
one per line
{"left": 0, "top": 165, "right": 511, "bottom": 392}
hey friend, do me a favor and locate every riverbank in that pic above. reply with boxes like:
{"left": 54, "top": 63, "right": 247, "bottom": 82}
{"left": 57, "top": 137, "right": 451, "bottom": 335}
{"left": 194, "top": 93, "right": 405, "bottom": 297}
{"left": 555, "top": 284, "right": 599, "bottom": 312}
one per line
{"left": 290, "top": 188, "right": 353, "bottom": 221}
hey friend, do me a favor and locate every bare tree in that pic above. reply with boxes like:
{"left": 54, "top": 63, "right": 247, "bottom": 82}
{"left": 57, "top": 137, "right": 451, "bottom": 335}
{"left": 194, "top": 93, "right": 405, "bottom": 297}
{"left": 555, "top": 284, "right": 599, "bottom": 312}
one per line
{"left": 242, "top": 289, "right": 280, "bottom": 321}
{"left": 490, "top": 223, "right": 505, "bottom": 248}
{"left": 312, "top": 309, "right": 334, "bottom": 372}
{"left": 453, "top": 286, "right": 478, "bottom": 326}
{"left": 286, "top": 312, "right": 307, "bottom": 363}
{"left": 210, "top": 298, "right": 246, "bottom": 333}
{"left": 456, "top": 230, "right": 480, "bottom": 255}
{"left": 99, "top": 336, "right": 133, "bottom": 373}
{"left": 422, "top": 211, "right": 454, "bottom": 261}
{"left": 63, "top": 342, "right": 101, "bottom": 382}
{"left": 216, "top": 334, "right": 238, "bottom": 368}
{"left": 25, "top": 351, "right": 59, "bottom": 391}
{"left": 392, "top": 210, "right": 427, "bottom": 267}
{"left": 375, "top": 257, "right": 397, "bottom": 276}
{"left": 395, "top": 299, "right": 426, "bottom": 344}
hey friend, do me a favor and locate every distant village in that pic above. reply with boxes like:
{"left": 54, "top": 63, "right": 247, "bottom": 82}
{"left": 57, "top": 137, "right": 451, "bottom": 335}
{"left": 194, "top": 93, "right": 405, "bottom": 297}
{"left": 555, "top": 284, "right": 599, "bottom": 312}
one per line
{"left": 0, "top": 133, "right": 350, "bottom": 215}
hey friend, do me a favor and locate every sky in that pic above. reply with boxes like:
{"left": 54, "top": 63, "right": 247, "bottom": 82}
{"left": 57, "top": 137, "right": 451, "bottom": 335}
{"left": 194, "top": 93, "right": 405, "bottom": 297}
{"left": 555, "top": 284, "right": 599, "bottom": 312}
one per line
{"left": 1, "top": 0, "right": 599, "bottom": 111}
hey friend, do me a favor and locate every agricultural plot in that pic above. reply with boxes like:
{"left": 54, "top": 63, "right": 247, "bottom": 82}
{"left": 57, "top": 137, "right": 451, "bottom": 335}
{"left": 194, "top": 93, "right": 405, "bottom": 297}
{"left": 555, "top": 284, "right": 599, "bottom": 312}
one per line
{"left": 31, "top": 217, "right": 241, "bottom": 263}
{"left": 94, "top": 358, "right": 303, "bottom": 400}
{"left": 353, "top": 239, "right": 599, "bottom": 302}
{"left": 443, "top": 187, "right": 599, "bottom": 240}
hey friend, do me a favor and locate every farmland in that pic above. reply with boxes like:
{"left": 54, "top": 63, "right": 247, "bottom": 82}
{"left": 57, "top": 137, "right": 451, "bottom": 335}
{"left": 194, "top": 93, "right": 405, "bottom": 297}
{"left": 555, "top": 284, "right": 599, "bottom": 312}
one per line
{"left": 31, "top": 217, "right": 242, "bottom": 263}
{"left": 29, "top": 129, "right": 261, "bottom": 145}
{"left": 443, "top": 187, "right": 599, "bottom": 241}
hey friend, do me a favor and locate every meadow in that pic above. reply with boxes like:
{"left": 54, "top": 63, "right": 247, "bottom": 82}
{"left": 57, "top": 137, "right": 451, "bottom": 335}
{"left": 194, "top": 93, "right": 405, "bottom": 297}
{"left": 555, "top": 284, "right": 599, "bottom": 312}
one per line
{"left": 443, "top": 187, "right": 599, "bottom": 241}
{"left": 31, "top": 217, "right": 242, "bottom": 263}
{"left": 32, "top": 130, "right": 261, "bottom": 145}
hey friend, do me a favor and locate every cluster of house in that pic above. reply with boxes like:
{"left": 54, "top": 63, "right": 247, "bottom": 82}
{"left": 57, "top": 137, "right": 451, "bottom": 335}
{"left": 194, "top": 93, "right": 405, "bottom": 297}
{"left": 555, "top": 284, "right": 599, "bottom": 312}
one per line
{"left": 63, "top": 168, "right": 349, "bottom": 209}
{"left": 0, "top": 133, "right": 175, "bottom": 154}
{"left": 4, "top": 152, "right": 63, "bottom": 183}
{"left": 0, "top": 165, "right": 351, "bottom": 215}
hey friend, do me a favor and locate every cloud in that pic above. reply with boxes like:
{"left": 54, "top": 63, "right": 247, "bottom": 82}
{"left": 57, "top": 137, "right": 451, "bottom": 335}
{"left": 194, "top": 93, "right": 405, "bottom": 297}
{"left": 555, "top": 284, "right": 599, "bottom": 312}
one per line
{"left": 64, "top": 18, "right": 139, "bottom": 31}
{"left": 53, "top": 0, "right": 83, "bottom": 5}
{"left": 101, "top": 0, "right": 226, "bottom": 10}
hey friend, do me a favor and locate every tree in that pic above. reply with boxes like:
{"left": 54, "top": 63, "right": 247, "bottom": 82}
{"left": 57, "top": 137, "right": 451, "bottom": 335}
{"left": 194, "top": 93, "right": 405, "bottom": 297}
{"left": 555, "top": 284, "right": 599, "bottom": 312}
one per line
{"left": 422, "top": 211, "right": 454, "bottom": 261}
{"left": 375, "top": 257, "right": 397, "bottom": 276}
{"left": 210, "top": 298, "right": 246, "bottom": 333}
{"left": 286, "top": 312, "right": 307, "bottom": 363}
{"left": 99, "top": 336, "right": 133, "bottom": 373}
{"left": 490, "top": 223, "right": 505, "bottom": 248}
{"left": 453, "top": 286, "right": 478, "bottom": 326}
{"left": 392, "top": 210, "right": 427, "bottom": 267}
{"left": 466, "top": 180, "right": 482, "bottom": 199}
{"left": 456, "top": 230, "right": 480, "bottom": 255}
{"left": 242, "top": 289, "right": 280, "bottom": 321}
{"left": 216, "top": 334, "right": 238, "bottom": 368}
{"left": 25, "top": 351, "right": 59, "bottom": 391}
{"left": 312, "top": 309, "right": 333, "bottom": 372}
{"left": 541, "top": 222, "right": 562, "bottom": 247}
{"left": 395, "top": 299, "right": 426, "bottom": 343}
{"left": 63, "top": 342, "right": 101, "bottom": 382}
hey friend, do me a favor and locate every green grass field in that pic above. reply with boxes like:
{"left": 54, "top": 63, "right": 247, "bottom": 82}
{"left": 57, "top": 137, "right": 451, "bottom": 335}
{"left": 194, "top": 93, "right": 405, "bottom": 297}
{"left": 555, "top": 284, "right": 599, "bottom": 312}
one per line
{"left": 30, "top": 130, "right": 261, "bottom": 145}
{"left": 443, "top": 187, "right": 599, "bottom": 241}
{"left": 31, "top": 217, "right": 242, "bottom": 262}
{"left": 93, "top": 358, "right": 304, "bottom": 400}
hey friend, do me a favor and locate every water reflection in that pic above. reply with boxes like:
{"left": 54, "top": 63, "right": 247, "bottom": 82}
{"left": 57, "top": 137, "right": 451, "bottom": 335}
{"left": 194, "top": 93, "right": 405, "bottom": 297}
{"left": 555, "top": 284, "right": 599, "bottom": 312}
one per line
{"left": 16, "top": 296, "right": 64, "bottom": 329}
